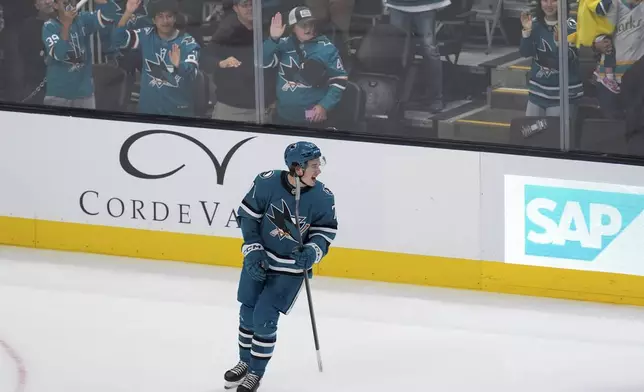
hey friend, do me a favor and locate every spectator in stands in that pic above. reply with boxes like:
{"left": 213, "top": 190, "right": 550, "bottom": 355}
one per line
{"left": 264, "top": 7, "right": 348, "bottom": 127}
{"left": 306, "top": 0, "right": 355, "bottom": 38}
{"left": 385, "top": 0, "right": 449, "bottom": 113}
{"left": 519, "top": 1, "right": 583, "bottom": 117}
{"left": 41, "top": 0, "right": 119, "bottom": 109}
{"left": 100, "top": 0, "right": 151, "bottom": 67}
{"left": 622, "top": 55, "right": 644, "bottom": 156}
{"left": 572, "top": 0, "right": 619, "bottom": 93}
{"left": 0, "top": 0, "right": 38, "bottom": 39}
{"left": 113, "top": 0, "right": 200, "bottom": 117}
{"left": 204, "top": 0, "right": 258, "bottom": 122}
{"left": 589, "top": 0, "right": 644, "bottom": 119}
{"left": 6, "top": 0, "right": 56, "bottom": 104}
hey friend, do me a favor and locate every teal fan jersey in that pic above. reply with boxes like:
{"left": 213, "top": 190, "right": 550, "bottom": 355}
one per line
{"left": 112, "top": 25, "right": 200, "bottom": 116}
{"left": 519, "top": 17, "right": 583, "bottom": 108}
{"left": 263, "top": 34, "right": 348, "bottom": 123}
{"left": 42, "top": 0, "right": 119, "bottom": 99}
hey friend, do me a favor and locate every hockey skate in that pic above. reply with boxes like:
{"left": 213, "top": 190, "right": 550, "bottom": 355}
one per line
{"left": 237, "top": 373, "right": 262, "bottom": 392}
{"left": 224, "top": 361, "right": 248, "bottom": 389}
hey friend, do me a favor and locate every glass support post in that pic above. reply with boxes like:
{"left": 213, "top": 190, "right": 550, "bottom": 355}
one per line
{"left": 557, "top": 0, "right": 571, "bottom": 151}
{"left": 252, "top": 0, "right": 266, "bottom": 124}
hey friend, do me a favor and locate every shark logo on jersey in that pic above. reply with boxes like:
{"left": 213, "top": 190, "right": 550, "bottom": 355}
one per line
{"left": 66, "top": 31, "right": 86, "bottom": 71}
{"left": 181, "top": 36, "right": 196, "bottom": 46}
{"left": 535, "top": 38, "right": 558, "bottom": 78}
{"left": 44, "top": 22, "right": 86, "bottom": 71}
{"left": 144, "top": 49, "right": 181, "bottom": 88}
{"left": 279, "top": 56, "right": 311, "bottom": 92}
{"left": 267, "top": 199, "right": 309, "bottom": 243}
{"left": 117, "top": 2, "right": 144, "bottom": 27}
{"left": 124, "top": 13, "right": 143, "bottom": 27}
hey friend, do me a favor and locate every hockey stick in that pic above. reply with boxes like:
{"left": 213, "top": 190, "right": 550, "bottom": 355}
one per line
{"left": 294, "top": 176, "right": 324, "bottom": 373}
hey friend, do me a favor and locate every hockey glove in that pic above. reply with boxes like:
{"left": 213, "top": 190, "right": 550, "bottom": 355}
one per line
{"left": 291, "top": 244, "right": 320, "bottom": 270}
{"left": 243, "top": 244, "right": 269, "bottom": 282}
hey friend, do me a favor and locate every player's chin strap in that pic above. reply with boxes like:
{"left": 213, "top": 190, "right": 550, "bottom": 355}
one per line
{"left": 295, "top": 167, "right": 313, "bottom": 188}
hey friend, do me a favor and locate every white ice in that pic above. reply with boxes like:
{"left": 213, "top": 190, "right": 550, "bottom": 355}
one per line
{"left": 1, "top": 245, "right": 644, "bottom": 392}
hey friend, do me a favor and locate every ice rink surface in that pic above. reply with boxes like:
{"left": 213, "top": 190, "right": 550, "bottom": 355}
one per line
{"left": 2, "top": 246, "right": 644, "bottom": 392}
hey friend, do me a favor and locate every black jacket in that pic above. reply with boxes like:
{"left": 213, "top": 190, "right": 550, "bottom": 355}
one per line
{"left": 622, "top": 55, "right": 644, "bottom": 144}
{"left": 204, "top": 14, "right": 257, "bottom": 109}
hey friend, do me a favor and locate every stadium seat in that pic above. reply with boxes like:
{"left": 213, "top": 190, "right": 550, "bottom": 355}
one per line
{"left": 471, "top": 0, "right": 509, "bottom": 53}
{"left": 326, "top": 80, "right": 367, "bottom": 132}
{"left": 349, "top": 23, "right": 415, "bottom": 123}
{"left": 193, "top": 70, "right": 211, "bottom": 118}
{"left": 578, "top": 118, "right": 629, "bottom": 155}
{"left": 351, "top": 0, "right": 384, "bottom": 28}
{"left": 436, "top": 0, "right": 476, "bottom": 64}
{"left": 572, "top": 96, "right": 603, "bottom": 147}
{"left": 93, "top": 63, "right": 129, "bottom": 112}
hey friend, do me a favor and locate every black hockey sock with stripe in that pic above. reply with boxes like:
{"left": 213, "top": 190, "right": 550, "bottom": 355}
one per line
{"left": 249, "top": 333, "right": 277, "bottom": 376}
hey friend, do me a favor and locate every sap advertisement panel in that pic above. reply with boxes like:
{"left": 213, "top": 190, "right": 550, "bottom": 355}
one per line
{"left": 505, "top": 175, "right": 644, "bottom": 276}
{"left": 0, "top": 111, "right": 481, "bottom": 259}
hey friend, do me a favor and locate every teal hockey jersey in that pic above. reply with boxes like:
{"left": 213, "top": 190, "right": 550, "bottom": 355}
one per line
{"left": 112, "top": 26, "right": 200, "bottom": 116}
{"left": 99, "top": 2, "right": 152, "bottom": 58}
{"left": 41, "top": 0, "right": 119, "bottom": 99}
{"left": 519, "top": 18, "right": 583, "bottom": 108}
{"left": 263, "top": 34, "right": 348, "bottom": 123}
{"left": 237, "top": 170, "right": 338, "bottom": 275}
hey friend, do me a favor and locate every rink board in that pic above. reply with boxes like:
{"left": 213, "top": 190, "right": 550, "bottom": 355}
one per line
{"left": 2, "top": 111, "right": 644, "bottom": 306}
{"left": 3, "top": 215, "right": 644, "bottom": 306}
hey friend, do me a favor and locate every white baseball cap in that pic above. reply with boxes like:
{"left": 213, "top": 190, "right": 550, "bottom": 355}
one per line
{"left": 287, "top": 6, "right": 316, "bottom": 26}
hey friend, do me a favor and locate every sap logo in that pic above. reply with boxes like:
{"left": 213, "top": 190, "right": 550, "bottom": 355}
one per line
{"left": 524, "top": 185, "right": 644, "bottom": 261}
{"left": 526, "top": 199, "right": 621, "bottom": 254}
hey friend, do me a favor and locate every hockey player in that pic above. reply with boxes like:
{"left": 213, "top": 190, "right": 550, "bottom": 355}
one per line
{"left": 112, "top": 0, "right": 200, "bottom": 117}
{"left": 263, "top": 6, "right": 348, "bottom": 126}
{"left": 41, "top": 0, "right": 119, "bottom": 108}
{"left": 224, "top": 141, "right": 338, "bottom": 392}
{"left": 519, "top": 0, "right": 583, "bottom": 117}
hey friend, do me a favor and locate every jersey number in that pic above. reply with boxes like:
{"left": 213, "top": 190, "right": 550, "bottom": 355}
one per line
{"left": 46, "top": 35, "right": 60, "bottom": 48}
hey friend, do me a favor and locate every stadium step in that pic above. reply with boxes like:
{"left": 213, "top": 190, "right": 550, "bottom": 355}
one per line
{"left": 490, "top": 87, "right": 528, "bottom": 111}
{"left": 438, "top": 106, "right": 525, "bottom": 144}
{"left": 490, "top": 58, "right": 531, "bottom": 88}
